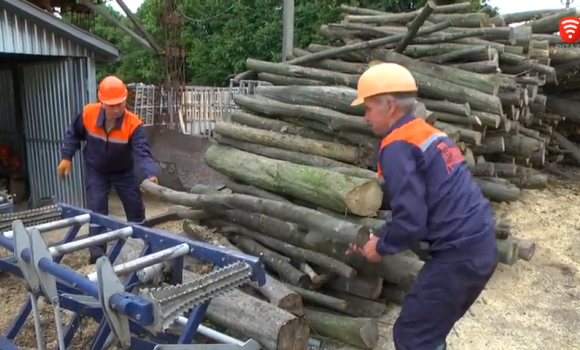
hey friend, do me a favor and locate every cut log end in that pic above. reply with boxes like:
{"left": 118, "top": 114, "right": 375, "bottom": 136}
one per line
{"left": 345, "top": 180, "right": 384, "bottom": 216}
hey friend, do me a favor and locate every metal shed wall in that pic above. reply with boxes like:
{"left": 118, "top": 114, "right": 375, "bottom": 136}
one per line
{"left": 20, "top": 58, "right": 97, "bottom": 207}
{"left": 0, "top": 9, "right": 92, "bottom": 57}
{"left": 0, "top": 70, "right": 21, "bottom": 157}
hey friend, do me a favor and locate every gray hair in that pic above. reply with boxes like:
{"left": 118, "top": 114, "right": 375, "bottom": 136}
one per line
{"left": 375, "top": 93, "right": 417, "bottom": 112}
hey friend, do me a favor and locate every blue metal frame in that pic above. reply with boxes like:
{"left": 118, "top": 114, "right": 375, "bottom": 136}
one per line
{"left": 0, "top": 203, "right": 266, "bottom": 349}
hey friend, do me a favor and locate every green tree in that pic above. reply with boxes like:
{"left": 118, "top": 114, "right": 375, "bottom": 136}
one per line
{"left": 71, "top": 0, "right": 492, "bottom": 85}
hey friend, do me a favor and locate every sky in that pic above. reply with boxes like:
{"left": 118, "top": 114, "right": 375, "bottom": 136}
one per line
{"left": 108, "top": 0, "right": 144, "bottom": 14}
{"left": 108, "top": 0, "right": 571, "bottom": 17}
{"left": 487, "top": 0, "right": 571, "bottom": 14}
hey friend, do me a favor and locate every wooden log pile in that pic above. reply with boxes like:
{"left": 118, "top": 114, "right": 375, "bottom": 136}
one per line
{"left": 136, "top": 3, "right": 580, "bottom": 349}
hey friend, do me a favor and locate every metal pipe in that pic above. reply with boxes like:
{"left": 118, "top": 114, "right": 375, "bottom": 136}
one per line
{"left": 175, "top": 317, "right": 244, "bottom": 346}
{"left": 49, "top": 227, "right": 133, "bottom": 256}
{"left": 3, "top": 214, "right": 91, "bottom": 239}
{"left": 86, "top": 243, "right": 190, "bottom": 283}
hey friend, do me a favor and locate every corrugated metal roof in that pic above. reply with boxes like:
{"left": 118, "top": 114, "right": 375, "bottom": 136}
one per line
{"left": 0, "top": 0, "right": 120, "bottom": 62}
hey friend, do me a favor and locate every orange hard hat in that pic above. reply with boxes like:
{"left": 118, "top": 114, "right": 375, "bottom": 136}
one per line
{"left": 351, "top": 63, "right": 417, "bottom": 106}
{"left": 98, "top": 76, "right": 128, "bottom": 105}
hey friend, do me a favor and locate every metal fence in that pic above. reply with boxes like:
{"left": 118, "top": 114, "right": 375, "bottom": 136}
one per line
{"left": 126, "top": 80, "right": 266, "bottom": 137}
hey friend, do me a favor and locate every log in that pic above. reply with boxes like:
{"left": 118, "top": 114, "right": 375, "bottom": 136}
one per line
{"left": 552, "top": 132, "right": 580, "bottom": 166}
{"left": 514, "top": 237, "right": 536, "bottom": 261}
{"left": 452, "top": 60, "right": 499, "bottom": 74}
{"left": 546, "top": 96, "right": 580, "bottom": 123}
{"left": 434, "top": 121, "right": 482, "bottom": 145}
{"left": 220, "top": 223, "right": 356, "bottom": 279}
{"left": 395, "top": 1, "right": 436, "bottom": 53}
{"left": 230, "top": 235, "right": 310, "bottom": 288}
{"left": 233, "top": 94, "right": 371, "bottom": 134}
{"left": 300, "top": 230, "right": 423, "bottom": 290}
{"left": 224, "top": 179, "right": 292, "bottom": 204}
{"left": 255, "top": 85, "right": 364, "bottom": 117}
{"left": 257, "top": 72, "right": 326, "bottom": 86}
{"left": 182, "top": 220, "right": 304, "bottom": 315}
{"left": 247, "top": 58, "right": 360, "bottom": 88}
{"left": 328, "top": 275, "right": 383, "bottom": 300}
{"left": 304, "top": 309, "right": 379, "bottom": 349}
{"left": 345, "top": 12, "right": 489, "bottom": 28}
{"left": 496, "top": 237, "right": 519, "bottom": 266}
{"left": 204, "top": 144, "right": 382, "bottom": 216}
{"left": 472, "top": 136, "right": 505, "bottom": 155}
{"left": 201, "top": 278, "right": 310, "bottom": 350}
{"left": 420, "top": 99, "right": 470, "bottom": 116}
{"left": 327, "top": 291, "right": 388, "bottom": 318}
{"left": 213, "top": 122, "right": 366, "bottom": 165}
{"left": 473, "top": 177, "right": 521, "bottom": 203}
{"left": 234, "top": 20, "right": 451, "bottom": 80}
{"left": 291, "top": 48, "right": 367, "bottom": 75}
{"left": 374, "top": 50, "right": 500, "bottom": 96}
{"left": 284, "top": 284, "right": 348, "bottom": 312}
{"left": 216, "top": 136, "right": 355, "bottom": 169}
{"left": 230, "top": 110, "right": 336, "bottom": 142}
{"left": 141, "top": 181, "right": 371, "bottom": 246}
{"left": 502, "top": 134, "right": 544, "bottom": 158}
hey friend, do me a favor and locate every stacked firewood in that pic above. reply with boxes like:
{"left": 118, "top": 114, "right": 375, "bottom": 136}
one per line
{"left": 137, "top": 3, "right": 580, "bottom": 349}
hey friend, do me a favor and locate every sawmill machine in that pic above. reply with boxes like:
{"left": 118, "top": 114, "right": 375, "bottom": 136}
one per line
{"left": 0, "top": 203, "right": 266, "bottom": 350}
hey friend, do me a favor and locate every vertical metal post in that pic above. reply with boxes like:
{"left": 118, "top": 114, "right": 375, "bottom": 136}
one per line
{"left": 281, "top": 0, "right": 295, "bottom": 62}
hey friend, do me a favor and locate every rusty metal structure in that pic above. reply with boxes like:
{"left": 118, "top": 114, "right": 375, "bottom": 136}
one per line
{"left": 37, "top": 0, "right": 187, "bottom": 129}
{"left": 156, "top": 0, "right": 187, "bottom": 130}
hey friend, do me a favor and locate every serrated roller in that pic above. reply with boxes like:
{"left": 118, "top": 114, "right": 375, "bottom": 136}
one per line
{"left": 139, "top": 261, "right": 253, "bottom": 332}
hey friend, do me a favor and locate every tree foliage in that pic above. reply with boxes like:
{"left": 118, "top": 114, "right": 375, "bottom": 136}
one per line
{"left": 67, "top": 0, "right": 490, "bottom": 85}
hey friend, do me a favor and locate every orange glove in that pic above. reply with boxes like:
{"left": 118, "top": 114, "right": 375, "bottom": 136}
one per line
{"left": 346, "top": 234, "right": 381, "bottom": 263}
{"left": 57, "top": 160, "right": 72, "bottom": 179}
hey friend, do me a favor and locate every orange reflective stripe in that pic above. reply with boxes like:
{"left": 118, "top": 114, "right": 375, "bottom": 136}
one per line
{"left": 377, "top": 118, "right": 447, "bottom": 178}
{"left": 82, "top": 103, "right": 143, "bottom": 144}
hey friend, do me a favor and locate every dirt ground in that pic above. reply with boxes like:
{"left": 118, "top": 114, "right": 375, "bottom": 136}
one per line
{"left": 0, "top": 175, "right": 580, "bottom": 349}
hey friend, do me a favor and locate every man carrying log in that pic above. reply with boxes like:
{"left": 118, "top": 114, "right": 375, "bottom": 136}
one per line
{"left": 348, "top": 63, "right": 498, "bottom": 350}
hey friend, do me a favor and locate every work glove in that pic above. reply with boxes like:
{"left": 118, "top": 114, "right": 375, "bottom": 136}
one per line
{"left": 346, "top": 234, "right": 381, "bottom": 263}
{"left": 57, "top": 160, "right": 72, "bottom": 179}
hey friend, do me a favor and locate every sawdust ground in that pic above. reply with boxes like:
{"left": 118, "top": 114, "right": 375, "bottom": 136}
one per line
{"left": 0, "top": 193, "right": 174, "bottom": 349}
{"left": 1, "top": 179, "right": 580, "bottom": 349}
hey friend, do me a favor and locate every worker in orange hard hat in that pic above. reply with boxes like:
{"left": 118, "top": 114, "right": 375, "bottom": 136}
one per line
{"left": 347, "top": 63, "right": 497, "bottom": 350}
{"left": 58, "top": 76, "right": 159, "bottom": 264}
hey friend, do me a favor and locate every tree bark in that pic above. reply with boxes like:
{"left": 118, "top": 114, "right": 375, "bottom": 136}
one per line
{"left": 204, "top": 144, "right": 383, "bottom": 216}
{"left": 247, "top": 58, "right": 360, "bottom": 88}
{"left": 224, "top": 179, "right": 292, "bottom": 204}
{"left": 304, "top": 309, "right": 379, "bottom": 349}
{"left": 327, "top": 291, "right": 388, "bottom": 318}
{"left": 230, "top": 235, "right": 311, "bottom": 287}
{"left": 216, "top": 136, "right": 355, "bottom": 169}
{"left": 420, "top": 99, "right": 470, "bottom": 116}
{"left": 255, "top": 85, "right": 364, "bottom": 117}
{"left": 344, "top": 12, "right": 489, "bottom": 27}
{"left": 141, "top": 181, "right": 371, "bottom": 246}
{"left": 284, "top": 284, "right": 348, "bottom": 312}
{"left": 221, "top": 223, "right": 356, "bottom": 279}
{"left": 213, "top": 122, "right": 366, "bottom": 165}
{"left": 230, "top": 110, "right": 336, "bottom": 142}
{"left": 233, "top": 94, "right": 372, "bottom": 134}
{"left": 373, "top": 49, "right": 500, "bottom": 96}
{"left": 182, "top": 220, "right": 305, "bottom": 315}
{"left": 328, "top": 275, "right": 383, "bottom": 299}
{"left": 473, "top": 177, "right": 521, "bottom": 203}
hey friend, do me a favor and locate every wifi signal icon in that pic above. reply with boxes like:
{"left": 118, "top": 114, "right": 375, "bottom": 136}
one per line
{"left": 559, "top": 16, "right": 580, "bottom": 44}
